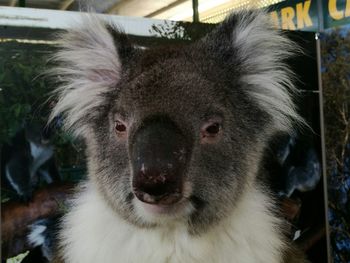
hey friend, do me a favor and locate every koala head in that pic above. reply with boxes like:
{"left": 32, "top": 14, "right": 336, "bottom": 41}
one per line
{"left": 50, "top": 11, "right": 299, "bottom": 234}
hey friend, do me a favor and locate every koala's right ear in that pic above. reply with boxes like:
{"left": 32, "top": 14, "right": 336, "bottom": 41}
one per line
{"left": 49, "top": 16, "right": 133, "bottom": 137}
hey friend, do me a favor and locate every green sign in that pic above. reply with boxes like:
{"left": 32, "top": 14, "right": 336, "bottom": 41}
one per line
{"left": 268, "top": 0, "right": 350, "bottom": 31}
{"left": 323, "top": 0, "right": 350, "bottom": 28}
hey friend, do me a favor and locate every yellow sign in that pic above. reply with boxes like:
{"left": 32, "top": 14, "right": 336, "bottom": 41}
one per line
{"left": 269, "top": 0, "right": 350, "bottom": 31}
{"left": 269, "top": 0, "right": 317, "bottom": 31}
{"left": 328, "top": 0, "right": 350, "bottom": 20}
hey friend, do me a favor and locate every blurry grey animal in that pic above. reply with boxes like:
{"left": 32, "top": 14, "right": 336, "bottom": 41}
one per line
{"left": 1, "top": 123, "right": 60, "bottom": 200}
{"left": 50, "top": 10, "right": 308, "bottom": 263}
{"left": 283, "top": 148, "right": 321, "bottom": 197}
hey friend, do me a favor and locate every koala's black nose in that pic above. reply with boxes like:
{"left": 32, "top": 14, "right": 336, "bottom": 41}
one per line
{"left": 130, "top": 117, "right": 189, "bottom": 205}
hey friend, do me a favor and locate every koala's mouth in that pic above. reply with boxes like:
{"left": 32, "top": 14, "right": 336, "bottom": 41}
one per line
{"left": 132, "top": 186, "right": 186, "bottom": 216}
{"left": 133, "top": 189, "right": 182, "bottom": 206}
{"left": 133, "top": 195, "right": 193, "bottom": 217}
{"left": 131, "top": 181, "right": 196, "bottom": 218}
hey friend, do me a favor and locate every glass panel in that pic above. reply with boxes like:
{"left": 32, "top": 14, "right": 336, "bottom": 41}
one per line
{"left": 321, "top": 24, "right": 350, "bottom": 262}
{"left": 0, "top": 7, "right": 330, "bottom": 263}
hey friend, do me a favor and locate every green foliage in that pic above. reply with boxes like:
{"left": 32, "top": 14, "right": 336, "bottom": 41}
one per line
{"left": 0, "top": 41, "right": 86, "bottom": 173}
{"left": 0, "top": 41, "right": 54, "bottom": 144}
{"left": 149, "top": 20, "right": 214, "bottom": 41}
{"left": 322, "top": 29, "right": 350, "bottom": 172}
{"left": 321, "top": 27, "right": 350, "bottom": 262}
{"left": 6, "top": 251, "right": 29, "bottom": 263}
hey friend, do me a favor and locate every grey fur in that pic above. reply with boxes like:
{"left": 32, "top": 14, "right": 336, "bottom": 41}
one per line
{"left": 51, "top": 10, "right": 305, "bottom": 262}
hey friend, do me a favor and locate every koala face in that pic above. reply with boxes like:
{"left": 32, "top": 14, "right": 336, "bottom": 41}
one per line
{"left": 91, "top": 49, "right": 268, "bottom": 230}
{"left": 51, "top": 11, "right": 299, "bottom": 234}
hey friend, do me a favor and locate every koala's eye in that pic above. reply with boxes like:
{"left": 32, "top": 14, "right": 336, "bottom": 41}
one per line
{"left": 205, "top": 123, "right": 220, "bottom": 135}
{"left": 200, "top": 119, "right": 223, "bottom": 144}
{"left": 115, "top": 120, "right": 127, "bottom": 134}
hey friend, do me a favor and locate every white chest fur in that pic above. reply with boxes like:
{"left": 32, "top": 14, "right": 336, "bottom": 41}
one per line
{"left": 60, "top": 183, "right": 285, "bottom": 263}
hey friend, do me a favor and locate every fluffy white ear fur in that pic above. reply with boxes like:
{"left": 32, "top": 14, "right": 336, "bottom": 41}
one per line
{"left": 232, "top": 11, "right": 302, "bottom": 132}
{"left": 49, "top": 16, "right": 121, "bottom": 137}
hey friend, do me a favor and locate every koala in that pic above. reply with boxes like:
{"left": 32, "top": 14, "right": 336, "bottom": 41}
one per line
{"left": 50, "top": 10, "right": 308, "bottom": 263}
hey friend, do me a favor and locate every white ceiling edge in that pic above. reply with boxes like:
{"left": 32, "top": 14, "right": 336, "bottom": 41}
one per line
{"left": 0, "top": 6, "right": 181, "bottom": 37}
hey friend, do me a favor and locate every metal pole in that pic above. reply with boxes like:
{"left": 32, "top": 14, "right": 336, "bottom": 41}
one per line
{"left": 316, "top": 33, "right": 332, "bottom": 263}
{"left": 19, "top": 0, "right": 25, "bottom": 7}
{"left": 192, "top": 0, "right": 199, "bottom": 23}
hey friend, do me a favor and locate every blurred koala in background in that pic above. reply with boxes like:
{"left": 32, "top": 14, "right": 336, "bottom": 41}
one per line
{"left": 50, "top": 10, "right": 307, "bottom": 263}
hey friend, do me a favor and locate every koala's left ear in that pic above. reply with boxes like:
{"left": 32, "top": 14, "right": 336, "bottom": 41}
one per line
{"left": 201, "top": 10, "right": 302, "bottom": 132}
{"left": 49, "top": 16, "right": 132, "bottom": 137}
